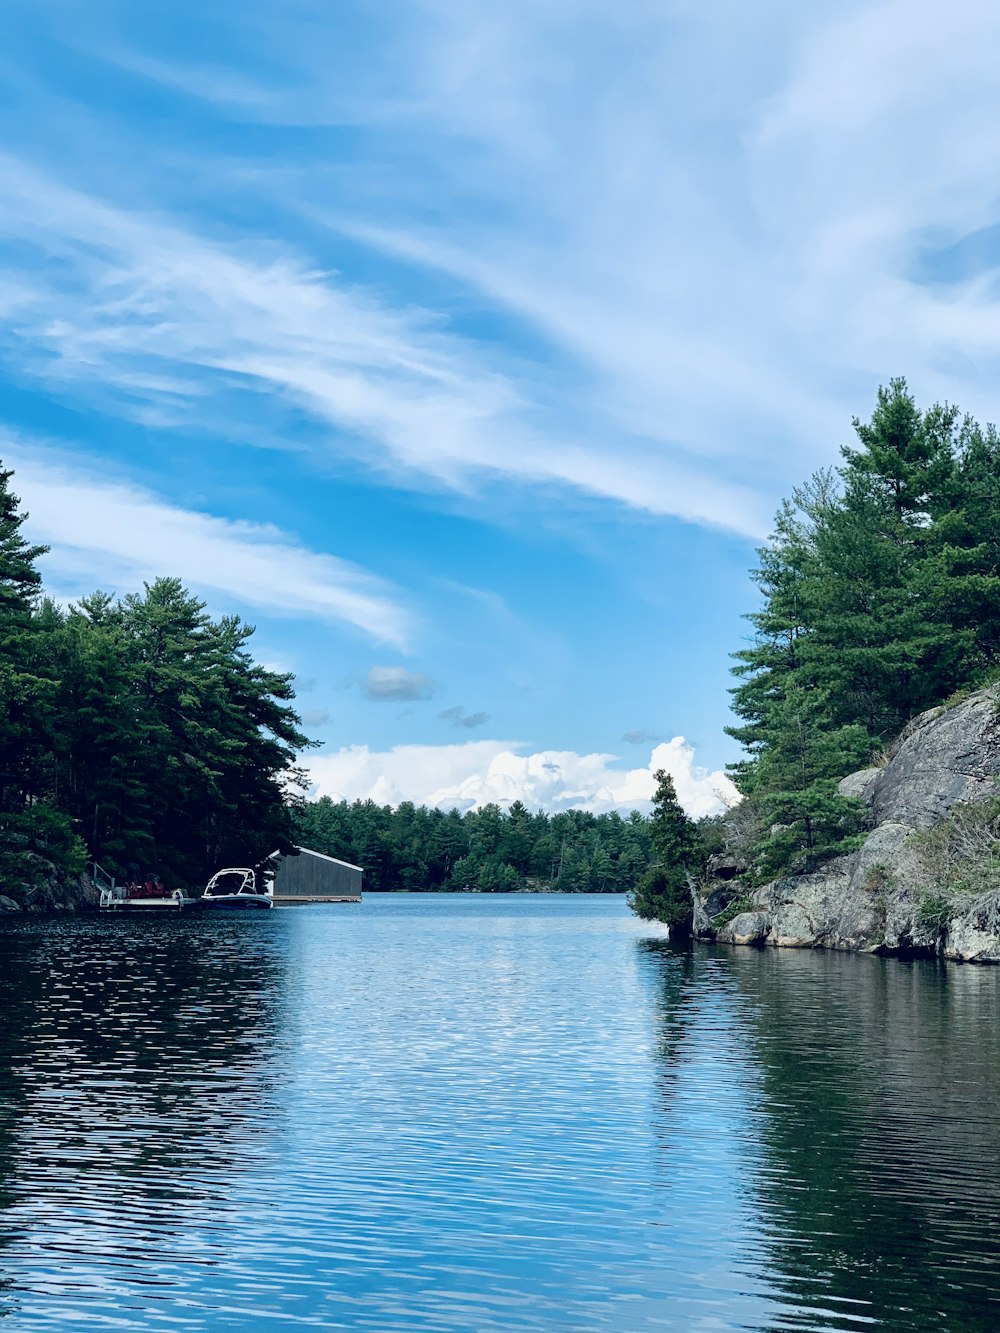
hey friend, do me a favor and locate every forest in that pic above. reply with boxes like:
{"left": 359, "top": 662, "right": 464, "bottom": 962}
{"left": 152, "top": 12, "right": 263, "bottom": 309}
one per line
{"left": 725, "top": 378, "right": 1000, "bottom": 882}
{"left": 293, "top": 796, "right": 656, "bottom": 893}
{"left": 0, "top": 464, "right": 309, "bottom": 891}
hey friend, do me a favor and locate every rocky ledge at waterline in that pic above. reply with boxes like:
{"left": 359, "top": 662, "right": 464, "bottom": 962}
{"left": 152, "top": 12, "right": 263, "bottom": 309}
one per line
{"left": 0, "top": 857, "right": 99, "bottom": 913}
{"left": 697, "top": 686, "right": 1000, "bottom": 963}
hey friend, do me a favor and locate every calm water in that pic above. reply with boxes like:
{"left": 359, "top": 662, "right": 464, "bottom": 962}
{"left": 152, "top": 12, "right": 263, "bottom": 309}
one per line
{"left": 1, "top": 895, "right": 999, "bottom": 1332}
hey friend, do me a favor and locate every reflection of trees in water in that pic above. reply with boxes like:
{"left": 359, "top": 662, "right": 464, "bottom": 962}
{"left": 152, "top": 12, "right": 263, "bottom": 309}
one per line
{"left": 643, "top": 943, "right": 1000, "bottom": 1333}
{"left": 637, "top": 938, "right": 759, "bottom": 1101}
{"left": 0, "top": 916, "right": 289, "bottom": 1315}
{"left": 636, "top": 937, "right": 769, "bottom": 1239}
{"left": 635, "top": 939, "right": 697, "bottom": 1070}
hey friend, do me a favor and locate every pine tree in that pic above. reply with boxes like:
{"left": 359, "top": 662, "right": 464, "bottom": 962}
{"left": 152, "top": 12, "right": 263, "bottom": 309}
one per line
{"left": 726, "top": 380, "right": 1000, "bottom": 882}
{"left": 628, "top": 771, "right": 700, "bottom": 936}
{"left": 0, "top": 466, "right": 51, "bottom": 811}
{"left": 749, "top": 687, "right": 870, "bottom": 878}
{"left": 841, "top": 378, "right": 956, "bottom": 520}
{"left": 0, "top": 468, "right": 87, "bottom": 885}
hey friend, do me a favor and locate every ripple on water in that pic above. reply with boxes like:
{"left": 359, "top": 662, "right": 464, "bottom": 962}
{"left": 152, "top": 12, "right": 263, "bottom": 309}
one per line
{"left": 0, "top": 898, "right": 999, "bottom": 1331}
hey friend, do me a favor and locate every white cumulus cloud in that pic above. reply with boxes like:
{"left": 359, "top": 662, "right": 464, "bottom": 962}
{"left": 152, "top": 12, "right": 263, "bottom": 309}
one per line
{"left": 305, "top": 736, "right": 739, "bottom": 818}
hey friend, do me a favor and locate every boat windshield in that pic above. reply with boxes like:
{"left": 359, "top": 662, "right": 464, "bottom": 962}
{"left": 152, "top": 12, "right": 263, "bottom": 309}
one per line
{"left": 206, "top": 869, "right": 254, "bottom": 896}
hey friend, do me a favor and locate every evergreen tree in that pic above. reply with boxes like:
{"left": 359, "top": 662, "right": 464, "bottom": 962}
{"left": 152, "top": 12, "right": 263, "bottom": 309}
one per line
{"left": 293, "top": 793, "right": 658, "bottom": 894}
{"left": 0, "top": 469, "right": 84, "bottom": 885}
{"left": 749, "top": 687, "right": 869, "bottom": 878}
{"left": 842, "top": 378, "right": 956, "bottom": 519}
{"left": 0, "top": 461, "right": 314, "bottom": 895}
{"left": 727, "top": 379, "right": 1000, "bottom": 881}
{"left": 628, "top": 771, "right": 700, "bottom": 935}
{"left": 0, "top": 467, "right": 51, "bottom": 811}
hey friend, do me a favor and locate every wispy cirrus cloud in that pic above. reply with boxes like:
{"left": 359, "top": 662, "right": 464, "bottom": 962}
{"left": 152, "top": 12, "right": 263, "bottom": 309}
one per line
{"left": 0, "top": 149, "right": 770, "bottom": 536}
{"left": 4, "top": 0, "right": 1000, "bottom": 808}
{"left": 2, "top": 438, "right": 411, "bottom": 646}
{"left": 7, "top": 0, "right": 1000, "bottom": 545}
{"left": 322, "top": 0, "right": 1000, "bottom": 445}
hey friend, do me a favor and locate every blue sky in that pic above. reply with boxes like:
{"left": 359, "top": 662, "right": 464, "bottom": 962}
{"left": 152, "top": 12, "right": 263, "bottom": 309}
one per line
{"left": 3, "top": 0, "right": 1000, "bottom": 813}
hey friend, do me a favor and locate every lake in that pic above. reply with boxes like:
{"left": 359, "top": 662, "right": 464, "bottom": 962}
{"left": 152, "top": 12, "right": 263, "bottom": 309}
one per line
{"left": 1, "top": 894, "right": 999, "bottom": 1331}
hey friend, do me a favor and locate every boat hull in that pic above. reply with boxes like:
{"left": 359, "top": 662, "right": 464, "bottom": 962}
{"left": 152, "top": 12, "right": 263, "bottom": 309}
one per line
{"left": 200, "top": 895, "right": 273, "bottom": 911}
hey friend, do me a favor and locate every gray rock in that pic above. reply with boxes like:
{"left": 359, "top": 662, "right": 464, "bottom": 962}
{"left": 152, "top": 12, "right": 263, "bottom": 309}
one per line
{"left": 717, "top": 911, "right": 771, "bottom": 945}
{"left": 703, "top": 685, "right": 1000, "bottom": 963}
{"left": 943, "top": 919, "right": 1000, "bottom": 964}
{"left": 692, "top": 889, "right": 714, "bottom": 938}
{"left": 0, "top": 858, "right": 98, "bottom": 913}
{"left": 867, "top": 688, "right": 1000, "bottom": 830}
{"left": 706, "top": 853, "right": 748, "bottom": 881}
{"left": 837, "top": 766, "right": 881, "bottom": 802}
{"left": 76, "top": 874, "right": 100, "bottom": 908}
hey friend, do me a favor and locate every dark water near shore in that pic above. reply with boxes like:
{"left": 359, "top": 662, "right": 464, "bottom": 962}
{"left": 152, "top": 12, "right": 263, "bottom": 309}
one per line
{"left": 1, "top": 895, "right": 999, "bottom": 1331}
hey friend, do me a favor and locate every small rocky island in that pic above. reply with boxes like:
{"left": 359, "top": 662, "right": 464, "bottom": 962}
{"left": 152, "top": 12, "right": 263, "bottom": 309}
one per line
{"left": 698, "top": 687, "right": 1000, "bottom": 963}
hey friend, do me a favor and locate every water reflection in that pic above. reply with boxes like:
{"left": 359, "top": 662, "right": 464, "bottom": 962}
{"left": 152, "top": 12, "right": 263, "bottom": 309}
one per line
{"left": 0, "top": 916, "right": 289, "bottom": 1322}
{"left": 3, "top": 901, "right": 1000, "bottom": 1332}
{"left": 642, "top": 944, "right": 1000, "bottom": 1332}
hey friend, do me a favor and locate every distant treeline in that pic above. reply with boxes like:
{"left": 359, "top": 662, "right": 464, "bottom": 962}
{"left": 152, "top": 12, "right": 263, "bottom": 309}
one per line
{"left": 0, "top": 463, "right": 308, "bottom": 891}
{"left": 294, "top": 797, "right": 657, "bottom": 892}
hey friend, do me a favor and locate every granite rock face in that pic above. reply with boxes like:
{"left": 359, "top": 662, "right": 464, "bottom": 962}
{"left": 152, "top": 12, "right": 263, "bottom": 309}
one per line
{"left": 864, "top": 688, "right": 1000, "bottom": 829}
{"left": 700, "top": 687, "right": 1000, "bottom": 963}
{"left": 0, "top": 857, "right": 99, "bottom": 913}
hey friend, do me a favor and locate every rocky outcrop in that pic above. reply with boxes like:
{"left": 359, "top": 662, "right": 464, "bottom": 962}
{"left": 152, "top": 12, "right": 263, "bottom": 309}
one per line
{"left": 699, "top": 686, "right": 1000, "bottom": 963}
{"left": 866, "top": 688, "right": 1000, "bottom": 828}
{"left": 0, "top": 856, "right": 99, "bottom": 913}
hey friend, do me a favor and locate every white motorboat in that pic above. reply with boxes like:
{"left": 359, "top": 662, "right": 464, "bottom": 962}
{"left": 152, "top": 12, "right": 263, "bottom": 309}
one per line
{"left": 201, "top": 866, "right": 274, "bottom": 911}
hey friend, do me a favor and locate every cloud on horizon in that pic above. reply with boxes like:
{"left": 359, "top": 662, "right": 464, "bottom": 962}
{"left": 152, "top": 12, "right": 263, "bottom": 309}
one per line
{"left": 305, "top": 736, "right": 739, "bottom": 818}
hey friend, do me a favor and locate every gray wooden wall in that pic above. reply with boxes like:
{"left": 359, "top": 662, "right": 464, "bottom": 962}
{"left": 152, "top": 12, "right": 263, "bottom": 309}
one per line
{"left": 273, "top": 851, "right": 362, "bottom": 900}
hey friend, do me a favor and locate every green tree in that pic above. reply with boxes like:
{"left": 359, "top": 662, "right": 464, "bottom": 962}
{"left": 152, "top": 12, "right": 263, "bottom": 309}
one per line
{"left": 628, "top": 771, "right": 700, "bottom": 936}
{"left": 726, "top": 379, "right": 1000, "bottom": 881}
{"left": 0, "top": 468, "right": 84, "bottom": 885}
{"left": 749, "top": 687, "right": 869, "bottom": 878}
{"left": 0, "top": 466, "right": 52, "bottom": 810}
{"left": 842, "top": 378, "right": 956, "bottom": 520}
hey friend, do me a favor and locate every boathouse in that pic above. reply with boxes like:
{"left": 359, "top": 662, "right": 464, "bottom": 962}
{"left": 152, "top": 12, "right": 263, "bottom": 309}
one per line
{"left": 271, "top": 846, "right": 363, "bottom": 903}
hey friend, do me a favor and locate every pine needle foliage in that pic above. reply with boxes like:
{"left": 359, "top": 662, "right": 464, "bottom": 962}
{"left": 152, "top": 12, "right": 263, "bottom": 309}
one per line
{"left": 0, "top": 461, "right": 312, "bottom": 891}
{"left": 729, "top": 380, "right": 1000, "bottom": 879}
{"left": 627, "top": 770, "right": 701, "bottom": 935}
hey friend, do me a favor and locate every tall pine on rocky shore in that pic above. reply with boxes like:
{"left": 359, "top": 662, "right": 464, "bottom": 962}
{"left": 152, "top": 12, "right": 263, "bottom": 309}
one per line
{"left": 729, "top": 380, "right": 1000, "bottom": 880}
